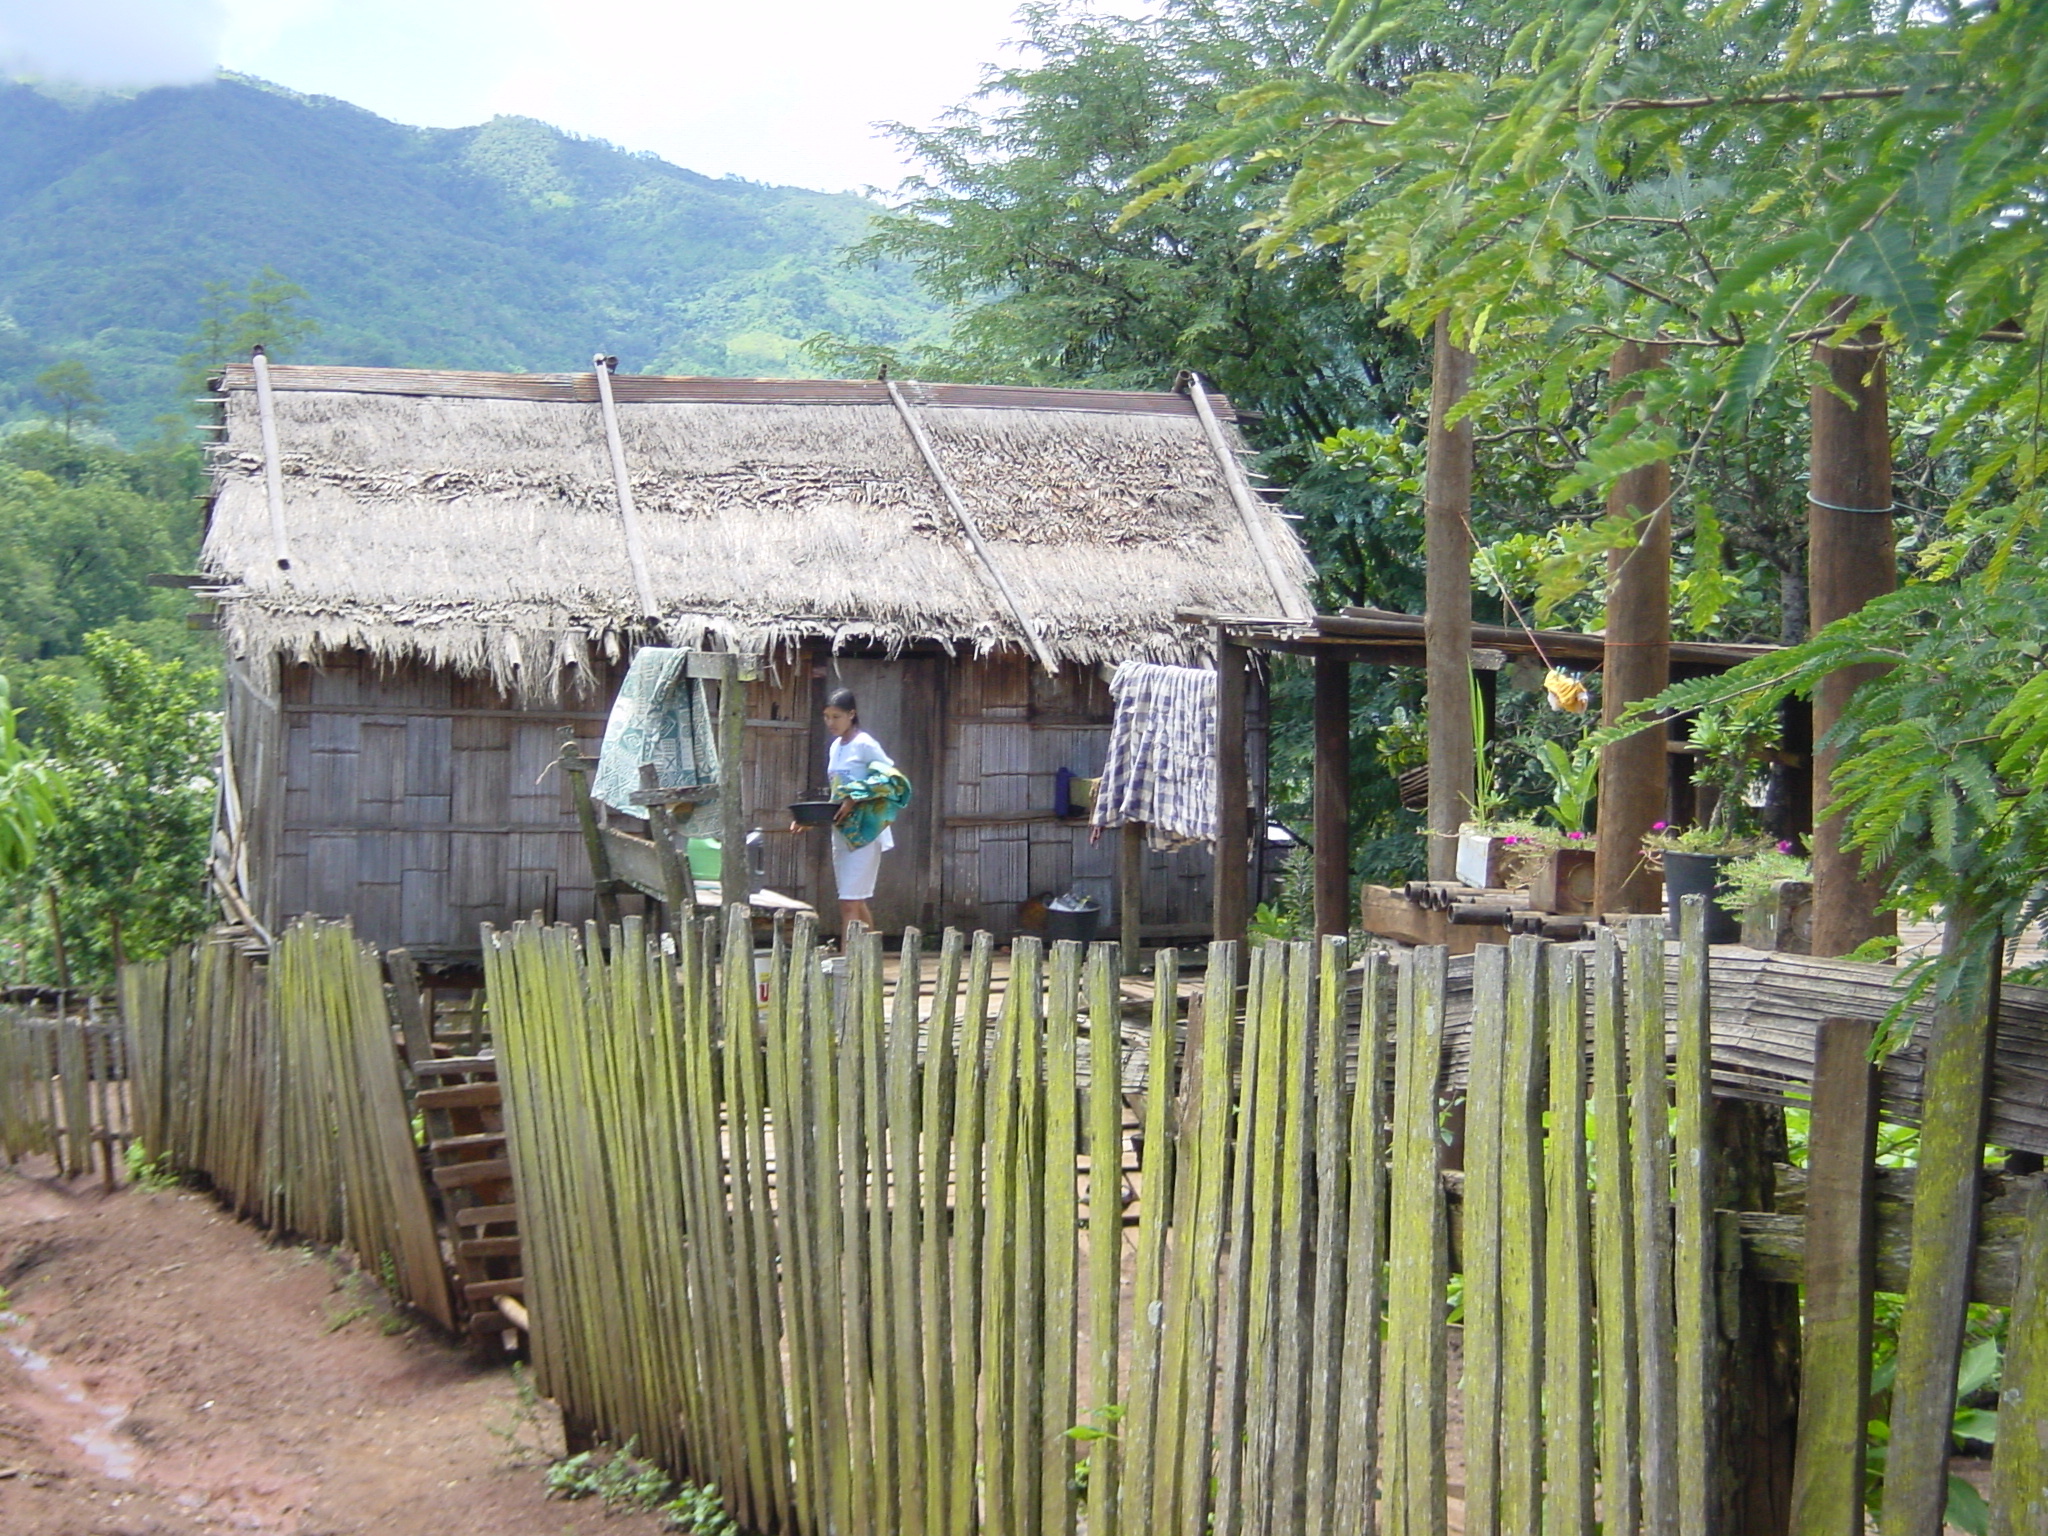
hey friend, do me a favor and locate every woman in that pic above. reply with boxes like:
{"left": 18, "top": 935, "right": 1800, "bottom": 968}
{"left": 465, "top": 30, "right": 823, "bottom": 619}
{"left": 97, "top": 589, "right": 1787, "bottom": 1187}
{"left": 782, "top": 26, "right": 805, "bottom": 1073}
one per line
{"left": 796, "top": 688, "right": 910, "bottom": 932}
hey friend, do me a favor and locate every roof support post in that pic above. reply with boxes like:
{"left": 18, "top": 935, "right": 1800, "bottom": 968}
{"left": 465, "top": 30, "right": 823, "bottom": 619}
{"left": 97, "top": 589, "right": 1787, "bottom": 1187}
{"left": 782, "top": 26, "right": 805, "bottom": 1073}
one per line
{"left": 1313, "top": 649, "right": 1352, "bottom": 937}
{"left": 719, "top": 653, "right": 750, "bottom": 913}
{"left": 560, "top": 730, "right": 624, "bottom": 940}
{"left": 1594, "top": 340, "right": 1672, "bottom": 917}
{"left": 1808, "top": 314, "right": 1895, "bottom": 957}
{"left": 249, "top": 347, "right": 293, "bottom": 572}
{"left": 885, "top": 378, "right": 1062, "bottom": 675}
{"left": 1185, "top": 373, "right": 1312, "bottom": 622}
{"left": 1213, "top": 627, "right": 1251, "bottom": 954}
{"left": 1118, "top": 821, "right": 1144, "bottom": 976}
{"left": 591, "top": 354, "right": 661, "bottom": 619}
{"left": 1423, "top": 314, "right": 1475, "bottom": 881}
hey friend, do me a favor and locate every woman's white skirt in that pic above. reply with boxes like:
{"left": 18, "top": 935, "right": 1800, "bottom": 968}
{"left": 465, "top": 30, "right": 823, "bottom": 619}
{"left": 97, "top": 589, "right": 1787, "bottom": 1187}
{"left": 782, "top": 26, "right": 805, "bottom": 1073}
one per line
{"left": 830, "top": 825, "right": 893, "bottom": 901}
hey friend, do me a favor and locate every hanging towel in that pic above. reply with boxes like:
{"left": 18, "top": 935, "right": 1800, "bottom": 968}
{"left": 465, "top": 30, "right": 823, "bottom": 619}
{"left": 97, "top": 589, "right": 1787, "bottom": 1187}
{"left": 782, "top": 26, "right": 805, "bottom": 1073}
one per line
{"left": 835, "top": 763, "right": 914, "bottom": 850}
{"left": 1089, "top": 661, "right": 1217, "bottom": 850}
{"left": 593, "top": 648, "right": 721, "bottom": 834}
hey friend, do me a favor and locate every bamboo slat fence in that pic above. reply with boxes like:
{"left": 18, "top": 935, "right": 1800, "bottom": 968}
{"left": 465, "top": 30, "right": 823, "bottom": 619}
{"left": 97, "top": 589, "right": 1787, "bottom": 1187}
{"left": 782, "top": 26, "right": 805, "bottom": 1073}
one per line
{"left": 0, "top": 1003, "right": 131, "bottom": 1180}
{"left": 6, "top": 896, "right": 2028, "bottom": 1533}
{"left": 120, "top": 921, "right": 454, "bottom": 1330}
{"left": 486, "top": 899, "right": 1920, "bottom": 1536}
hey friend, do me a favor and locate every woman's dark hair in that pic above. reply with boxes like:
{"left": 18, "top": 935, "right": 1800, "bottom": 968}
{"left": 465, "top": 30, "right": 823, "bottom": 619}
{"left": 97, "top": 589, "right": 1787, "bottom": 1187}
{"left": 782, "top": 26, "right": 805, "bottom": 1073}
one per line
{"left": 825, "top": 687, "right": 858, "bottom": 719}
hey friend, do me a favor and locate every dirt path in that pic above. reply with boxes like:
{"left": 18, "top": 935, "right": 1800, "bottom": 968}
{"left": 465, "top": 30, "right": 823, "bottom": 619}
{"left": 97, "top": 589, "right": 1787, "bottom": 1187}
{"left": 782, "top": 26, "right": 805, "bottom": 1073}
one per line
{"left": 0, "top": 1161, "right": 669, "bottom": 1536}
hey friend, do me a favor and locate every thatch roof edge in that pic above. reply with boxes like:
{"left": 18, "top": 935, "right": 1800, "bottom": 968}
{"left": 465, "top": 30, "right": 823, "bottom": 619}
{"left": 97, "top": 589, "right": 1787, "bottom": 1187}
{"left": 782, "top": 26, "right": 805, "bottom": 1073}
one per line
{"left": 217, "top": 599, "right": 1216, "bottom": 695}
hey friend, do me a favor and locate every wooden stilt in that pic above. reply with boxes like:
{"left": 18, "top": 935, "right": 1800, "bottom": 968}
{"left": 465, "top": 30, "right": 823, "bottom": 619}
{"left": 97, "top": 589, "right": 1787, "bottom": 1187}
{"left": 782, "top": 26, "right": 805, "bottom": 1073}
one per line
{"left": 1423, "top": 313, "right": 1475, "bottom": 881}
{"left": 1119, "top": 822, "right": 1144, "bottom": 975}
{"left": 1312, "top": 652, "right": 1351, "bottom": 937}
{"left": 721, "top": 655, "right": 749, "bottom": 913}
{"left": 1593, "top": 340, "right": 1671, "bottom": 916}
{"left": 1808, "top": 316, "right": 1896, "bottom": 957}
{"left": 559, "top": 731, "right": 623, "bottom": 937}
{"left": 1213, "top": 631, "right": 1250, "bottom": 949}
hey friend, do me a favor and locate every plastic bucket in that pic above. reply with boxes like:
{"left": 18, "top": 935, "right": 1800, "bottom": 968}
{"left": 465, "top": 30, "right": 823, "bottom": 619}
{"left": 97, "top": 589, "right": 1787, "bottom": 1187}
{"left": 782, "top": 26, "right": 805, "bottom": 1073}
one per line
{"left": 1044, "top": 907, "right": 1102, "bottom": 945}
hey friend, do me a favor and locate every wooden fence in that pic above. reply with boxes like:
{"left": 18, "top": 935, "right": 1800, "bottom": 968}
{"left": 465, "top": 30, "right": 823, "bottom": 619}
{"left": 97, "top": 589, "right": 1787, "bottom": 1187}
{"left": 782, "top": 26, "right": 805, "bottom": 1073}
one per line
{"left": 0, "top": 1002, "right": 131, "bottom": 1181}
{"left": 119, "top": 921, "right": 454, "bottom": 1330}
{"left": 487, "top": 899, "right": 1927, "bottom": 1536}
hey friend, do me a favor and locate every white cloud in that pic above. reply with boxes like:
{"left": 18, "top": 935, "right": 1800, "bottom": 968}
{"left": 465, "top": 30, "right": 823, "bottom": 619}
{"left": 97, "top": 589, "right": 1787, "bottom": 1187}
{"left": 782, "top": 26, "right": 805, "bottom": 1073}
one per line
{"left": 474, "top": 0, "right": 1031, "bottom": 191}
{"left": 0, "top": 0, "right": 226, "bottom": 89}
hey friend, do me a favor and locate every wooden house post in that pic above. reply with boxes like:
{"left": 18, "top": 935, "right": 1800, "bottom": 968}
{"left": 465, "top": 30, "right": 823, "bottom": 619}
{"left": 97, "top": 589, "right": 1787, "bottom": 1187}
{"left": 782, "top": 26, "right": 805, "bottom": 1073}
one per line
{"left": 1118, "top": 822, "right": 1144, "bottom": 975}
{"left": 1313, "top": 650, "right": 1352, "bottom": 936}
{"left": 1213, "top": 629, "right": 1251, "bottom": 949}
{"left": 1593, "top": 340, "right": 1672, "bottom": 916}
{"left": 559, "top": 732, "right": 623, "bottom": 937}
{"left": 720, "top": 655, "right": 750, "bottom": 913}
{"left": 1424, "top": 314, "right": 1476, "bottom": 880}
{"left": 1808, "top": 317, "right": 1895, "bottom": 957}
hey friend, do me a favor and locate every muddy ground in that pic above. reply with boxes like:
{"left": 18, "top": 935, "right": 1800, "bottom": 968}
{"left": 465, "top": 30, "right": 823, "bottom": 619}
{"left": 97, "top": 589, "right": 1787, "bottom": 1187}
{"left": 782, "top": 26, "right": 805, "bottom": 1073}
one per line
{"left": 0, "top": 1161, "right": 668, "bottom": 1535}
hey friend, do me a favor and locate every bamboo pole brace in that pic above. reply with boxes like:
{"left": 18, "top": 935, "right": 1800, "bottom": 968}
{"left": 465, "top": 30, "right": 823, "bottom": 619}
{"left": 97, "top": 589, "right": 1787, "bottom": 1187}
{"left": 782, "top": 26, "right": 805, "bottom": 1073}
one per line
{"left": 1184, "top": 373, "right": 1311, "bottom": 622}
{"left": 885, "top": 377, "right": 1062, "bottom": 675}
{"left": 249, "top": 348, "right": 293, "bottom": 572}
{"left": 592, "top": 354, "right": 661, "bottom": 619}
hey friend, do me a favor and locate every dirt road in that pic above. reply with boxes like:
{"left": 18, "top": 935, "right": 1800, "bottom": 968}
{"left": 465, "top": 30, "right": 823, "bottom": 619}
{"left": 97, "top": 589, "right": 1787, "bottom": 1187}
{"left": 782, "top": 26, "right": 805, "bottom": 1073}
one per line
{"left": 0, "top": 1161, "right": 668, "bottom": 1536}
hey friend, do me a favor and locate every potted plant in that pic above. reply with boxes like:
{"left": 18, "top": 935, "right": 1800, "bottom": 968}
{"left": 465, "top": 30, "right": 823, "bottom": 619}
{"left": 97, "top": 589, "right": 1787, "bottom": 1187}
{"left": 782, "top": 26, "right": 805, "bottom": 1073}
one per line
{"left": 1641, "top": 822, "right": 1769, "bottom": 943}
{"left": 1718, "top": 842, "right": 1812, "bottom": 950}
{"left": 1456, "top": 675, "right": 1519, "bottom": 887}
{"left": 1635, "top": 689, "right": 1789, "bottom": 941}
{"left": 1522, "top": 738, "right": 1599, "bottom": 912}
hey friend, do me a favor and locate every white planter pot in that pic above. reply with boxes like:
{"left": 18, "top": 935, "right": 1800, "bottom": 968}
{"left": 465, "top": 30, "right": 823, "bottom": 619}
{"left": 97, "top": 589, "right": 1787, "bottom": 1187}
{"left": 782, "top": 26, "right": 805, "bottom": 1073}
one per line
{"left": 1456, "top": 830, "right": 1504, "bottom": 889}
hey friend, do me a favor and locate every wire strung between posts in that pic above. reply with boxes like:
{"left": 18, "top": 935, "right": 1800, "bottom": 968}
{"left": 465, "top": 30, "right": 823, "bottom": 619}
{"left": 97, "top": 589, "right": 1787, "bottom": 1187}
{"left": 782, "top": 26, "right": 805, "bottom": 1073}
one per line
{"left": 1806, "top": 492, "right": 1898, "bottom": 515}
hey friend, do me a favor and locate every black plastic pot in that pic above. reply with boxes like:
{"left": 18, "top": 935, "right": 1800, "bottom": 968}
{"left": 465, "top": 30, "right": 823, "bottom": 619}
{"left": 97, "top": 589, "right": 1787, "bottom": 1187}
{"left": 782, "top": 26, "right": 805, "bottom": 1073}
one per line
{"left": 1662, "top": 850, "right": 1741, "bottom": 944}
{"left": 1044, "top": 906, "right": 1102, "bottom": 945}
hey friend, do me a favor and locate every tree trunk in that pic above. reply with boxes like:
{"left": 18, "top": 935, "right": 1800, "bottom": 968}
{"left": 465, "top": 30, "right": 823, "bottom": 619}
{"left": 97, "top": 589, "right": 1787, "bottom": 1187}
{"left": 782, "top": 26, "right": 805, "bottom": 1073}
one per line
{"left": 1594, "top": 340, "right": 1672, "bottom": 916}
{"left": 1808, "top": 317, "right": 1896, "bottom": 957}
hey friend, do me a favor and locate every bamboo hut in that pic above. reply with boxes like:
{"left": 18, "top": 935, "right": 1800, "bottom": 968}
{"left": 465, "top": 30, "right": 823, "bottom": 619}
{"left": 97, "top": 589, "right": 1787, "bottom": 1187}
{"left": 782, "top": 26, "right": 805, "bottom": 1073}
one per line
{"left": 199, "top": 362, "right": 1312, "bottom": 956}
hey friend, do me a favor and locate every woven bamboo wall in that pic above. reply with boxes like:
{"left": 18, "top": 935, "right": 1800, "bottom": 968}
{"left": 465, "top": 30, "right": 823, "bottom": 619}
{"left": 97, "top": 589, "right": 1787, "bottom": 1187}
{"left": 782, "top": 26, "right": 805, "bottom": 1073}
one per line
{"left": 240, "top": 646, "right": 1232, "bottom": 953}
{"left": 265, "top": 654, "right": 610, "bottom": 956}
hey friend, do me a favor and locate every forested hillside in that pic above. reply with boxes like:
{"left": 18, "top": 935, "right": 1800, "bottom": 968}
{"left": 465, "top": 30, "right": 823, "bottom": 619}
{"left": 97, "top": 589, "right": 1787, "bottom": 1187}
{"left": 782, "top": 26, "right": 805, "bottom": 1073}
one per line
{"left": 0, "top": 74, "right": 948, "bottom": 436}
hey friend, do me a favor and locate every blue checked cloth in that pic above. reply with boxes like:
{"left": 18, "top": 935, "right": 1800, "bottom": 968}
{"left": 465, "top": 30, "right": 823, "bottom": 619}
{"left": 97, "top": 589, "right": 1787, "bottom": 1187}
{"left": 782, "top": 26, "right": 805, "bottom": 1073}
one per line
{"left": 1089, "top": 661, "right": 1216, "bottom": 849}
{"left": 593, "top": 648, "right": 721, "bottom": 835}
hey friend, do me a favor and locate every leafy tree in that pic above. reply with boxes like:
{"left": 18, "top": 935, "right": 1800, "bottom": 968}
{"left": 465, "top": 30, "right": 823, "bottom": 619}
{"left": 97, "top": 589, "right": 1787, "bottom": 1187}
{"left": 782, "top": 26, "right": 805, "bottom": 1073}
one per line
{"left": 18, "top": 634, "right": 216, "bottom": 983}
{"left": 0, "top": 431, "right": 203, "bottom": 672}
{"left": 33, "top": 360, "right": 102, "bottom": 439}
{"left": 0, "top": 677, "right": 61, "bottom": 882}
{"left": 824, "top": 0, "right": 1435, "bottom": 876}
{"left": 178, "top": 267, "right": 320, "bottom": 401}
{"left": 1206, "top": 0, "right": 2047, "bottom": 968}
{"left": 1151, "top": 0, "right": 2044, "bottom": 633}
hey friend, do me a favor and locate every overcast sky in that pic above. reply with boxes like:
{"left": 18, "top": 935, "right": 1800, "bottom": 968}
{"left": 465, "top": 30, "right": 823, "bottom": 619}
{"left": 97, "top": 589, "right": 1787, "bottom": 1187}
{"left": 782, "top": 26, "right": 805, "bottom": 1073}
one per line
{"left": 0, "top": 0, "right": 1153, "bottom": 194}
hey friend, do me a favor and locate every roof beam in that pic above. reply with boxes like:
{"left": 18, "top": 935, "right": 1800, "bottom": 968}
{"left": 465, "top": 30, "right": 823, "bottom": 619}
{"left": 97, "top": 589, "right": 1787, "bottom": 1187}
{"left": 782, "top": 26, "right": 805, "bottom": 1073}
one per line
{"left": 1184, "top": 372, "right": 1312, "bottom": 622}
{"left": 591, "top": 354, "right": 660, "bottom": 619}
{"left": 886, "top": 378, "right": 1062, "bottom": 675}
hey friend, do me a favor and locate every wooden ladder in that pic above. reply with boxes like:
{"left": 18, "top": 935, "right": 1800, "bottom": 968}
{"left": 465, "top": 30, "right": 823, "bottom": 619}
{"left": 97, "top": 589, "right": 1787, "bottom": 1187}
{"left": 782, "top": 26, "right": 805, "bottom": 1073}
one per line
{"left": 389, "top": 952, "right": 526, "bottom": 1347}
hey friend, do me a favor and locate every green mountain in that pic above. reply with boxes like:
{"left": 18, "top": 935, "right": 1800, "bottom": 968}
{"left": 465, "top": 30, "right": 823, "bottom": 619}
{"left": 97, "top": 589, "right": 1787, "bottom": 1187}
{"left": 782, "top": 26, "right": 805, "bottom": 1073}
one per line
{"left": 0, "top": 75, "right": 948, "bottom": 437}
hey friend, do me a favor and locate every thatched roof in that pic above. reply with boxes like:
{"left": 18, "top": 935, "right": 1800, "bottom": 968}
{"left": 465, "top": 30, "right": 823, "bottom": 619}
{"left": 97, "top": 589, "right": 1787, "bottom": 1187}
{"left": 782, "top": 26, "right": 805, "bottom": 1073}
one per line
{"left": 201, "top": 365, "right": 1313, "bottom": 690}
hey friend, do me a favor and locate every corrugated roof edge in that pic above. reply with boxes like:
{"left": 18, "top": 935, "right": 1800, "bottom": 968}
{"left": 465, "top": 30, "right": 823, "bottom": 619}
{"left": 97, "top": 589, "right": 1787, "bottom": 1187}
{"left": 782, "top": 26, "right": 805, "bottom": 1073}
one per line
{"left": 208, "top": 364, "right": 1227, "bottom": 419}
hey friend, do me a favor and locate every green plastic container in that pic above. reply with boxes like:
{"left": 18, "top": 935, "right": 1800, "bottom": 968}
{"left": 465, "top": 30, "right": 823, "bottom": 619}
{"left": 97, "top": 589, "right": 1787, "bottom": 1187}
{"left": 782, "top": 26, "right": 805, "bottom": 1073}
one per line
{"left": 687, "top": 837, "right": 722, "bottom": 882}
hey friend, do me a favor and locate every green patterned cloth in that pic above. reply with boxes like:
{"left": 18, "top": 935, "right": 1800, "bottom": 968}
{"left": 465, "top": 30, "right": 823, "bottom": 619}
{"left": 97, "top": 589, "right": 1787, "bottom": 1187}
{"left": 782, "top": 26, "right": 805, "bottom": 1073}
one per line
{"left": 835, "top": 764, "right": 912, "bottom": 850}
{"left": 593, "top": 648, "right": 720, "bottom": 834}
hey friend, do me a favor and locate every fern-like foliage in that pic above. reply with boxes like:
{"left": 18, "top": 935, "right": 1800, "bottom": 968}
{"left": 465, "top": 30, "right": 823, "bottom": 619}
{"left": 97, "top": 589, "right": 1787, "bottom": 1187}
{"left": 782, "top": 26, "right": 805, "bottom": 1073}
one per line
{"left": 1604, "top": 570, "right": 2048, "bottom": 1021}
